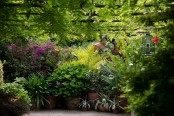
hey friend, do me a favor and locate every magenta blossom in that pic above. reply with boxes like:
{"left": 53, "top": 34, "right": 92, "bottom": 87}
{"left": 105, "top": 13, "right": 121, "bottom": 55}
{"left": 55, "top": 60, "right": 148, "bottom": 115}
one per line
{"left": 7, "top": 44, "right": 16, "bottom": 50}
{"left": 31, "top": 61, "right": 34, "bottom": 65}
{"left": 34, "top": 54, "right": 40, "bottom": 59}
{"left": 37, "top": 47, "right": 45, "bottom": 54}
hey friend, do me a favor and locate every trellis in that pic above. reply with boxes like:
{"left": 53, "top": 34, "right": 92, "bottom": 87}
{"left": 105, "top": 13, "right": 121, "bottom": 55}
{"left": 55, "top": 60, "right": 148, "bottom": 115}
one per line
{"left": 0, "top": 0, "right": 173, "bottom": 38}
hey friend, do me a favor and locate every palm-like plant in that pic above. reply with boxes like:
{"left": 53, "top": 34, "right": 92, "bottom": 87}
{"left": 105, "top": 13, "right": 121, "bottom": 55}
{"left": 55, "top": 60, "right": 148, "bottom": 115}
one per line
{"left": 100, "top": 54, "right": 126, "bottom": 95}
{"left": 100, "top": 54, "right": 128, "bottom": 112}
{"left": 15, "top": 74, "right": 48, "bottom": 109}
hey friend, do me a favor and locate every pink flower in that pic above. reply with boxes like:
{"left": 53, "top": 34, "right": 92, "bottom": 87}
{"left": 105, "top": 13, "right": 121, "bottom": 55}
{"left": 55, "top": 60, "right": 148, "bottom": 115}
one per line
{"left": 29, "top": 45, "right": 34, "bottom": 49}
{"left": 31, "top": 61, "right": 34, "bottom": 65}
{"left": 37, "top": 47, "right": 45, "bottom": 54}
{"left": 34, "top": 54, "right": 40, "bottom": 59}
{"left": 7, "top": 44, "right": 16, "bottom": 50}
{"left": 151, "top": 35, "right": 159, "bottom": 43}
{"left": 7, "top": 45, "right": 12, "bottom": 50}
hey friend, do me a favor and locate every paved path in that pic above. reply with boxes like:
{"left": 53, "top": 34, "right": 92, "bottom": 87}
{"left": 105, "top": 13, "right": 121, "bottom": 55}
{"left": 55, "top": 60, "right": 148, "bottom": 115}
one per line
{"left": 25, "top": 110, "right": 131, "bottom": 116}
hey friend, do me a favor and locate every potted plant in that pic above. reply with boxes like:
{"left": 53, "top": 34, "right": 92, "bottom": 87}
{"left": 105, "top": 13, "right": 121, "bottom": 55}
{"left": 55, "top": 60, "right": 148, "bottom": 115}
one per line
{"left": 15, "top": 74, "right": 49, "bottom": 110}
{"left": 0, "top": 83, "right": 31, "bottom": 116}
{"left": 45, "top": 96, "right": 57, "bottom": 110}
{"left": 78, "top": 96, "right": 91, "bottom": 111}
{"left": 45, "top": 76, "right": 62, "bottom": 109}
{"left": 87, "top": 92, "right": 99, "bottom": 110}
{"left": 108, "top": 97, "right": 125, "bottom": 114}
{"left": 49, "top": 64, "right": 89, "bottom": 110}
{"left": 65, "top": 97, "right": 81, "bottom": 110}
{"left": 100, "top": 56, "right": 128, "bottom": 113}
{"left": 86, "top": 70, "right": 108, "bottom": 109}
{"left": 95, "top": 98, "right": 109, "bottom": 112}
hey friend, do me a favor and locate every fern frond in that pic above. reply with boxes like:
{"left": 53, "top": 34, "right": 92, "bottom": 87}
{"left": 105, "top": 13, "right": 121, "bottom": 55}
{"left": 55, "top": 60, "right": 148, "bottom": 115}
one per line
{"left": 72, "top": 44, "right": 103, "bottom": 70}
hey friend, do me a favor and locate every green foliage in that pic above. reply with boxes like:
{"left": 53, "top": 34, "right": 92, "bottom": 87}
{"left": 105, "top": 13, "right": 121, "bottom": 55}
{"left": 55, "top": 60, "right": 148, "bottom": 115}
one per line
{"left": 127, "top": 47, "right": 174, "bottom": 115}
{"left": 15, "top": 74, "right": 48, "bottom": 109}
{"left": 86, "top": 70, "right": 108, "bottom": 93}
{"left": 58, "top": 47, "right": 76, "bottom": 63}
{"left": 0, "top": 0, "right": 99, "bottom": 43}
{"left": 100, "top": 54, "right": 127, "bottom": 96}
{"left": 2, "top": 1, "right": 174, "bottom": 115}
{"left": 122, "top": 0, "right": 174, "bottom": 116}
{"left": 57, "top": 44, "right": 104, "bottom": 71}
{"left": 0, "top": 82, "right": 31, "bottom": 115}
{"left": 45, "top": 75, "right": 60, "bottom": 96}
{"left": 48, "top": 64, "right": 89, "bottom": 98}
{"left": 108, "top": 97, "right": 124, "bottom": 111}
{"left": 0, "top": 0, "right": 143, "bottom": 45}
{"left": 71, "top": 44, "right": 103, "bottom": 70}
{"left": 95, "top": 93, "right": 110, "bottom": 111}
{"left": 95, "top": 98, "right": 109, "bottom": 111}
{"left": 0, "top": 0, "right": 21, "bottom": 39}
{"left": 0, "top": 82, "right": 31, "bottom": 104}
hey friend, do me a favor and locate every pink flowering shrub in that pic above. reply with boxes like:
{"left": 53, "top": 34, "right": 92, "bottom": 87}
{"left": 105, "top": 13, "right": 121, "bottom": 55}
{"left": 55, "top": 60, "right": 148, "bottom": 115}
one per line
{"left": 5, "top": 40, "right": 59, "bottom": 80}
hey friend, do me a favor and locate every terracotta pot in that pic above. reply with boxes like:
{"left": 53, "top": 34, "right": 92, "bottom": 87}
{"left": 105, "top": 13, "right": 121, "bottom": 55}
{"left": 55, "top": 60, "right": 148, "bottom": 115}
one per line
{"left": 119, "top": 97, "right": 128, "bottom": 108}
{"left": 87, "top": 92, "right": 100, "bottom": 110}
{"left": 65, "top": 97, "right": 81, "bottom": 110}
{"left": 81, "top": 107, "right": 88, "bottom": 111}
{"left": 98, "top": 104, "right": 107, "bottom": 112}
{"left": 112, "top": 107, "right": 120, "bottom": 114}
{"left": 45, "top": 96, "right": 57, "bottom": 109}
{"left": 87, "top": 92, "right": 99, "bottom": 101}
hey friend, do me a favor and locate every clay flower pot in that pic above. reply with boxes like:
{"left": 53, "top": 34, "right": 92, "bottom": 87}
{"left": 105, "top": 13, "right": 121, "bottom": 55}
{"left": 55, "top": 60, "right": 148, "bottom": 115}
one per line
{"left": 87, "top": 92, "right": 100, "bottom": 109}
{"left": 65, "top": 97, "right": 81, "bottom": 110}
{"left": 98, "top": 104, "right": 107, "bottom": 112}
{"left": 87, "top": 92, "right": 99, "bottom": 101}
{"left": 45, "top": 96, "right": 57, "bottom": 109}
{"left": 112, "top": 107, "right": 120, "bottom": 114}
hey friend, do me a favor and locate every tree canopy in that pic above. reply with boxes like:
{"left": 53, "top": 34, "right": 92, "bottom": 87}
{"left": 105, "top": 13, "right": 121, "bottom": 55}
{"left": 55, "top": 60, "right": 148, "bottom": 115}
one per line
{"left": 2, "top": 0, "right": 171, "bottom": 44}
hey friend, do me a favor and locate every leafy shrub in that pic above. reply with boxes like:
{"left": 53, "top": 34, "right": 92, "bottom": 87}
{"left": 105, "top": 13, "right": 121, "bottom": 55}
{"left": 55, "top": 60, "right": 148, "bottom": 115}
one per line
{"left": 86, "top": 70, "right": 108, "bottom": 93}
{"left": 0, "top": 83, "right": 31, "bottom": 116}
{"left": 48, "top": 64, "right": 89, "bottom": 98}
{"left": 127, "top": 47, "right": 174, "bottom": 116}
{"left": 71, "top": 44, "right": 103, "bottom": 70}
{"left": 4, "top": 40, "right": 59, "bottom": 81}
